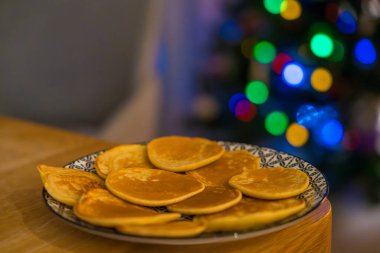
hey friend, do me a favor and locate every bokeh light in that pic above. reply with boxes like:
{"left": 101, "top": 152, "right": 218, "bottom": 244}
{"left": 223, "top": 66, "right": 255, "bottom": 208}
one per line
{"left": 245, "top": 81, "right": 269, "bottom": 104}
{"left": 220, "top": 20, "right": 243, "bottom": 43}
{"left": 265, "top": 111, "right": 289, "bottom": 136}
{"left": 192, "top": 94, "right": 220, "bottom": 121}
{"left": 280, "top": 0, "right": 302, "bottom": 20}
{"left": 228, "top": 93, "right": 246, "bottom": 113}
{"left": 296, "top": 104, "right": 319, "bottom": 128}
{"left": 318, "top": 106, "right": 338, "bottom": 122}
{"left": 286, "top": 123, "right": 309, "bottom": 147}
{"left": 234, "top": 99, "right": 256, "bottom": 122}
{"left": 325, "top": 3, "right": 339, "bottom": 23}
{"left": 272, "top": 53, "right": 292, "bottom": 74}
{"left": 311, "top": 68, "right": 333, "bottom": 92}
{"left": 329, "top": 40, "right": 345, "bottom": 62}
{"left": 342, "top": 130, "right": 361, "bottom": 151}
{"left": 253, "top": 41, "right": 276, "bottom": 64}
{"left": 310, "top": 33, "right": 334, "bottom": 58}
{"left": 336, "top": 10, "right": 357, "bottom": 34}
{"left": 282, "top": 62, "right": 305, "bottom": 87}
{"left": 241, "top": 38, "right": 256, "bottom": 58}
{"left": 354, "top": 38, "right": 377, "bottom": 65}
{"left": 264, "top": 0, "right": 285, "bottom": 15}
{"left": 319, "top": 119, "right": 344, "bottom": 147}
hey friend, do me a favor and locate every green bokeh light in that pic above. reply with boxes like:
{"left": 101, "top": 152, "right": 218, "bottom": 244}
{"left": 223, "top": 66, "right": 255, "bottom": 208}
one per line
{"left": 330, "top": 40, "right": 345, "bottom": 62}
{"left": 265, "top": 111, "right": 289, "bottom": 136}
{"left": 245, "top": 81, "right": 269, "bottom": 105}
{"left": 264, "top": 0, "right": 285, "bottom": 14}
{"left": 310, "top": 33, "right": 334, "bottom": 58}
{"left": 253, "top": 41, "right": 276, "bottom": 64}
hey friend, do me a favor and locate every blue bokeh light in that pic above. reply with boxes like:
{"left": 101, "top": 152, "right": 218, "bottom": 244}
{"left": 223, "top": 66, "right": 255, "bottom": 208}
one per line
{"left": 296, "top": 104, "right": 320, "bottom": 128}
{"left": 282, "top": 62, "right": 305, "bottom": 87}
{"left": 320, "top": 119, "right": 344, "bottom": 147}
{"left": 228, "top": 93, "right": 246, "bottom": 113}
{"left": 220, "top": 20, "right": 243, "bottom": 43}
{"left": 336, "top": 11, "right": 357, "bottom": 34}
{"left": 354, "top": 39, "right": 377, "bottom": 65}
{"left": 318, "top": 106, "right": 338, "bottom": 122}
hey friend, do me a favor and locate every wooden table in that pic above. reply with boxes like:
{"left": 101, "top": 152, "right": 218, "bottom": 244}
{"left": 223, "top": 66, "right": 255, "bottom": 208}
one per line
{"left": 0, "top": 116, "right": 332, "bottom": 252}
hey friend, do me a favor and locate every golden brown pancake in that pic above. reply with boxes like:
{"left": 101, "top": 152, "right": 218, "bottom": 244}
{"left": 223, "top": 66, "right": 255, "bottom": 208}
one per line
{"left": 74, "top": 188, "right": 181, "bottom": 227}
{"left": 196, "top": 197, "right": 306, "bottom": 232}
{"left": 229, "top": 167, "right": 309, "bottom": 199}
{"left": 167, "top": 186, "right": 242, "bottom": 215}
{"left": 38, "top": 164, "right": 66, "bottom": 184}
{"left": 147, "top": 136, "right": 225, "bottom": 172}
{"left": 187, "top": 150, "right": 260, "bottom": 187}
{"left": 106, "top": 167, "right": 205, "bottom": 206}
{"left": 117, "top": 221, "right": 206, "bottom": 238}
{"left": 37, "top": 164, "right": 104, "bottom": 206}
{"left": 95, "top": 144, "right": 154, "bottom": 179}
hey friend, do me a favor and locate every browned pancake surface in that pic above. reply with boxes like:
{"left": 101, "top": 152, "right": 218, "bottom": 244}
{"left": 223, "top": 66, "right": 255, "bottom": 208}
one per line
{"left": 95, "top": 144, "right": 154, "bottom": 178}
{"left": 167, "top": 186, "right": 242, "bottom": 215}
{"left": 74, "top": 188, "right": 180, "bottom": 227}
{"left": 106, "top": 167, "right": 205, "bottom": 206}
{"left": 147, "top": 136, "right": 225, "bottom": 172}
{"left": 187, "top": 150, "right": 260, "bottom": 187}
{"left": 197, "top": 197, "right": 306, "bottom": 232}
{"left": 38, "top": 164, "right": 104, "bottom": 206}
{"left": 229, "top": 167, "right": 309, "bottom": 199}
{"left": 118, "top": 221, "right": 206, "bottom": 238}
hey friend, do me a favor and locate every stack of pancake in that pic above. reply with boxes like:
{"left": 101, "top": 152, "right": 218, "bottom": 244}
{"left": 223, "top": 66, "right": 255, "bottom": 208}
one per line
{"left": 38, "top": 136, "right": 309, "bottom": 238}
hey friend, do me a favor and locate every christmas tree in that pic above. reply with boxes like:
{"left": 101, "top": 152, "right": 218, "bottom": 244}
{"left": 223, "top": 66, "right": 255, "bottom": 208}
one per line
{"left": 191, "top": 0, "right": 380, "bottom": 202}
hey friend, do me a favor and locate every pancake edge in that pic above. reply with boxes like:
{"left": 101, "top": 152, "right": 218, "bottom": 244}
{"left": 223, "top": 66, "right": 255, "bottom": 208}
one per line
{"left": 167, "top": 189, "right": 242, "bottom": 215}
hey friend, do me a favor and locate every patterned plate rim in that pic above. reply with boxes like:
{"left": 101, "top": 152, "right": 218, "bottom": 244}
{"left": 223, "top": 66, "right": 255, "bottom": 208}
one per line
{"left": 42, "top": 142, "right": 329, "bottom": 245}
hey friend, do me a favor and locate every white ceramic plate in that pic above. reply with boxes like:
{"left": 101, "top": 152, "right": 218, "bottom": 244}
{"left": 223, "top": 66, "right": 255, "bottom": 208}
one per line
{"left": 42, "top": 141, "right": 328, "bottom": 245}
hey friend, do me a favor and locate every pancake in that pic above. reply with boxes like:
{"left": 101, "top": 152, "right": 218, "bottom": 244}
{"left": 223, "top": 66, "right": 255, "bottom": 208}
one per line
{"left": 196, "top": 197, "right": 306, "bottom": 232}
{"left": 229, "top": 167, "right": 309, "bottom": 199}
{"left": 187, "top": 150, "right": 260, "bottom": 187}
{"left": 95, "top": 144, "right": 154, "bottom": 179}
{"left": 117, "top": 221, "right": 206, "bottom": 238}
{"left": 37, "top": 164, "right": 104, "bottom": 206}
{"left": 106, "top": 167, "right": 205, "bottom": 206}
{"left": 38, "top": 164, "right": 66, "bottom": 184}
{"left": 147, "top": 136, "right": 225, "bottom": 172}
{"left": 167, "top": 186, "right": 242, "bottom": 215}
{"left": 74, "top": 188, "right": 181, "bottom": 227}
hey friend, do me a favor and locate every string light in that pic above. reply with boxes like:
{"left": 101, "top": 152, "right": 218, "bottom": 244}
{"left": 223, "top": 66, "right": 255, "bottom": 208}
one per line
{"left": 296, "top": 104, "right": 319, "bottom": 128}
{"left": 282, "top": 62, "right": 305, "bottom": 87}
{"left": 330, "top": 40, "right": 345, "bottom": 62}
{"left": 319, "top": 119, "right": 344, "bottom": 147}
{"left": 336, "top": 10, "right": 357, "bottom": 34}
{"left": 265, "top": 111, "right": 289, "bottom": 136}
{"left": 310, "top": 33, "right": 334, "bottom": 58}
{"left": 264, "top": 0, "right": 285, "bottom": 15}
{"left": 228, "top": 93, "right": 246, "bottom": 113}
{"left": 280, "top": 0, "right": 302, "bottom": 20}
{"left": 286, "top": 123, "right": 309, "bottom": 147}
{"left": 318, "top": 106, "right": 338, "bottom": 122}
{"left": 235, "top": 99, "right": 256, "bottom": 122}
{"left": 354, "top": 38, "right": 377, "bottom": 65}
{"left": 272, "top": 53, "right": 292, "bottom": 74}
{"left": 311, "top": 68, "right": 333, "bottom": 92}
{"left": 245, "top": 81, "right": 269, "bottom": 104}
{"left": 253, "top": 41, "right": 276, "bottom": 64}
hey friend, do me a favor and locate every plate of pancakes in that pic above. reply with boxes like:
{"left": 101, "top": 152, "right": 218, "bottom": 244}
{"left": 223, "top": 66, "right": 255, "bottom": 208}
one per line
{"left": 39, "top": 136, "right": 328, "bottom": 245}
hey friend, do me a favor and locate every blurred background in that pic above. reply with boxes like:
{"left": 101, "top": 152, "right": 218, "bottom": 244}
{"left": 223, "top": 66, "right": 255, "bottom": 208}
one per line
{"left": 1, "top": 0, "right": 379, "bottom": 251}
